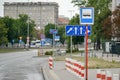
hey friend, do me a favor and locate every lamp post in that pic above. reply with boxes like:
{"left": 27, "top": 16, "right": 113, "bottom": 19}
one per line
{"left": 68, "top": 10, "right": 74, "bottom": 57}
{"left": 27, "top": 0, "right": 30, "bottom": 49}
{"left": 27, "top": 17, "right": 29, "bottom": 48}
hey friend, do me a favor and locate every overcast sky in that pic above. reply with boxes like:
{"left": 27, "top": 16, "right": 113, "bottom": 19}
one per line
{"left": 0, "top": 0, "right": 79, "bottom": 18}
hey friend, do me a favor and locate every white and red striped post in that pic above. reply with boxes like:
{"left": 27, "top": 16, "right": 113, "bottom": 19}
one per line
{"left": 81, "top": 63, "right": 85, "bottom": 80}
{"left": 96, "top": 70, "right": 113, "bottom": 80}
{"left": 76, "top": 61, "right": 79, "bottom": 76}
{"left": 97, "top": 69, "right": 101, "bottom": 80}
{"left": 66, "top": 58, "right": 71, "bottom": 72}
{"left": 72, "top": 59, "right": 77, "bottom": 75}
{"left": 49, "top": 56, "right": 53, "bottom": 69}
{"left": 65, "top": 58, "right": 85, "bottom": 79}
{"left": 106, "top": 71, "right": 112, "bottom": 80}
{"left": 78, "top": 62, "right": 82, "bottom": 78}
{"left": 101, "top": 70, "right": 106, "bottom": 80}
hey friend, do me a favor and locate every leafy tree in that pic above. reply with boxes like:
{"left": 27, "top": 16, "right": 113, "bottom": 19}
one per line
{"left": 57, "top": 26, "right": 66, "bottom": 44}
{"left": 2, "top": 16, "right": 15, "bottom": 43}
{"left": 2, "top": 14, "right": 35, "bottom": 44}
{"left": 0, "top": 19, "right": 8, "bottom": 45}
{"left": 44, "top": 23, "right": 56, "bottom": 39}
{"left": 71, "top": 0, "right": 112, "bottom": 50}
{"left": 69, "top": 14, "right": 84, "bottom": 50}
{"left": 102, "top": 16, "right": 112, "bottom": 40}
{"left": 71, "top": 0, "right": 87, "bottom": 6}
{"left": 13, "top": 14, "right": 35, "bottom": 43}
{"left": 112, "top": 5, "right": 120, "bottom": 40}
{"left": 101, "top": 5, "right": 120, "bottom": 43}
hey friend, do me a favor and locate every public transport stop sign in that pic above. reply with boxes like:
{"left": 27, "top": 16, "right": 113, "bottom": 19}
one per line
{"left": 80, "top": 7, "right": 94, "bottom": 25}
{"left": 80, "top": 7, "right": 94, "bottom": 80}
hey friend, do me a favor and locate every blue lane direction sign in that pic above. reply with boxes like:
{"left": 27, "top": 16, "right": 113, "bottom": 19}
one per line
{"left": 66, "top": 25, "right": 91, "bottom": 36}
{"left": 80, "top": 7, "right": 94, "bottom": 25}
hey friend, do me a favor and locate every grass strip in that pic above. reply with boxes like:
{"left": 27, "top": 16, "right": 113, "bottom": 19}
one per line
{"left": 54, "top": 56, "right": 120, "bottom": 69}
{"left": 0, "top": 48, "right": 27, "bottom": 53}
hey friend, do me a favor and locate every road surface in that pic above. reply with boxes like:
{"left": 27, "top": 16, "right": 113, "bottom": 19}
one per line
{"left": 0, "top": 49, "right": 46, "bottom": 80}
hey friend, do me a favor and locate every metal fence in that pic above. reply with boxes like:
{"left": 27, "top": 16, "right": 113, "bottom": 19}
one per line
{"left": 110, "top": 42, "right": 120, "bottom": 54}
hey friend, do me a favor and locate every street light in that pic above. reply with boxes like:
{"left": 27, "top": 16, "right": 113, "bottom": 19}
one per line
{"left": 68, "top": 10, "right": 74, "bottom": 57}
{"left": 27, "top": 0, "right": 30, "bottom": 49}
{"left": 27, "top": 17, "right": 29, "bottom": 48}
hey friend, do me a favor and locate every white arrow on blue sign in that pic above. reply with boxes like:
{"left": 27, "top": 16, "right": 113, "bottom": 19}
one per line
{"left": 66, "top": 25, "right": 91, "bottom": 36}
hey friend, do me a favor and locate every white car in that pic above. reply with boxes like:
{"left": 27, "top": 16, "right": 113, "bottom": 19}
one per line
{"left": 44, "top": 43, "right": 51, "bottom": 46}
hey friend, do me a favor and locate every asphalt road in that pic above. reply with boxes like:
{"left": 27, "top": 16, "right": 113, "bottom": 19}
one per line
{"left": 0, "top": 49, "right": 47, "bottom": 80}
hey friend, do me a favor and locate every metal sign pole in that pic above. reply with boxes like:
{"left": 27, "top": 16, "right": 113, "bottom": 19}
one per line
{"left": 85, "top": 25, "right": 88, "bottom": 80}
{"left": 80, "top": 7, "right": 94, "bottom": 80}
{"left": 52, "top": 33, "right": 55, "bottom": 57}
{"left": 71, "top": 36, "right": 72, "bottom": 57}
{"left": 52, "top": 33, "right": 55, "bottom": 69}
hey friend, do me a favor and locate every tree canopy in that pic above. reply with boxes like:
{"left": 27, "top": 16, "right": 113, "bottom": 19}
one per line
{"left": 102, "top": 5, "right": 120, "bottom": 41}
{"left": 0, "top": 19, "right": 8, "bottom": 45}
{"left": 71, "top": 0, "right": 112, "bottom": 49}
{"left": 0, "top": 14, "right": 36, "bottom": 45}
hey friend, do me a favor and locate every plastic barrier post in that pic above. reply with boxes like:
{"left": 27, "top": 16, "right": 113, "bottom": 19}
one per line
{"left": 49, "top": 56, "right": 53, "bottom": 69}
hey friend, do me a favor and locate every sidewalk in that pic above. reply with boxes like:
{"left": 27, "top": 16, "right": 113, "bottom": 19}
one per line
{"left": 42, "top": 61, "right": 80, "bottom": 80}
{"left": 42, "top": 60, "right": 99, "bottom": 80}
{"left": 42, "top": 58, "right": 120, "bottom": 80}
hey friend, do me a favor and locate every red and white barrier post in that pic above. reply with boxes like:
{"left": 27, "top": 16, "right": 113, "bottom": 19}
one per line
{"left": 97, "top": 69, "right": 101, "bottom": 80}
{"left": 101, "top": 70, "right": 106, "bottom": 80}
{"left": 96, "top": 69, "right": 112, "bottom": 80}
{"left": 81, "top": 63, "right": 85, "bottom": 80}
{"left": 49, "top": 56, "right": 53, "bottom": 69}
{"left": 106, "top": 71, "right": 112, "bottom": 80}
{"left": 65, "top": 58, "right": 85, "bottom": 79}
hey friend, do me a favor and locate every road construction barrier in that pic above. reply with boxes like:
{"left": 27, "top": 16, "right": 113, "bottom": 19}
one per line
{"left": 96, "top": 69, "right": 101, "bottom": 80}
{"left": 106, "top": 71, "right": 112, "bottom": 80}
{"left": 65, "top": 58, "right": 85, "bottom": 79}
{"left": 96, "top": 69, "right": 112, "bottom": 80}
{"left": 49, "top": 56, "right": 53, "bottom": 69}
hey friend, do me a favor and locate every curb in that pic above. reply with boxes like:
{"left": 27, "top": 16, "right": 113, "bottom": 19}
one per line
{"left": 49, "top": 70, "right": 61, "bottom": 80}
{"left": 41, "top": 67, "right": 50, "bottom": 80}
{"left": 41, "top": 66, "right": 61, "bottom": 80}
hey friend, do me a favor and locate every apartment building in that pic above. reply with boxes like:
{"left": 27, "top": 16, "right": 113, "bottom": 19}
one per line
{"left": 4, "top": 2, "right": 58, "bottom": 30}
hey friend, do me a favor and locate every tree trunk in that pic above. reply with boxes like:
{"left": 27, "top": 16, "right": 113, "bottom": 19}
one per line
{"left": 94, "top": 41, "right": 96, "bottom": 50}
{"left": 96, "top": 38, "right": 101, "bottom": 50}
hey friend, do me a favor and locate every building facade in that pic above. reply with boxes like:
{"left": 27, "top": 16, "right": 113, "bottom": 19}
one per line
{"left": 109, "top": 0, "right": 120, "bottom": 11}
{"left": 58, "top": 15, "right": 69, "bottom": 26}
{"left": 112, "top": 0, "right": 120, "bottom": 11}
{"left": 4, "top": 2, "right": 58, "bottom": 30}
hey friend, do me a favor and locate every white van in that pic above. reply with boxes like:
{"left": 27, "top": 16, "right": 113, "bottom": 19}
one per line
{"left": 30, "top": 40, "right": 41, "bottom": 47}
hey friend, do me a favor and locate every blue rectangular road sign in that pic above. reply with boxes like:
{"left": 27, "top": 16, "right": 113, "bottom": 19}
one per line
{"left": 66, "top": 25, "right": 91, "bottom": 36}
{"left": 49, "top": 29, "right": 58, "bottom": 34}
{"left": 55, "top": 36, "right": 60, "bottom": 41}
{"left": 80, "top": 7, "right": 94, "bottom": 25}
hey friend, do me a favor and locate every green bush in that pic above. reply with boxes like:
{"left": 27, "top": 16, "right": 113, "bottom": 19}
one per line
{"left": 45, "top": 51, "right": 53, "bottom": 55}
